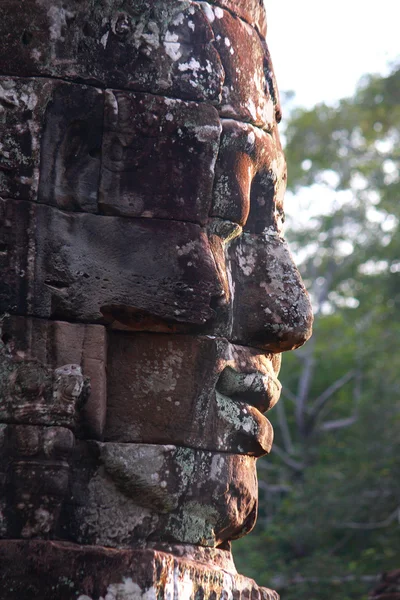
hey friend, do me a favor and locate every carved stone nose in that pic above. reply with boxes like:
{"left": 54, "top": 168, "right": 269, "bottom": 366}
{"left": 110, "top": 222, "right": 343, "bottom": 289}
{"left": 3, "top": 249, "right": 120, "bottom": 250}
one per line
{"left": 229, "top": 230, "right": 313, "bottom": 352}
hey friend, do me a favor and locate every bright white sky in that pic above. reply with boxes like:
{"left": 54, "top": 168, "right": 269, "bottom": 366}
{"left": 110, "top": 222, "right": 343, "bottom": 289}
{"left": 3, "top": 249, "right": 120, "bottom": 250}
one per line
{"left": 264, "top": 0, "right": 400, "bottom": 108}
{"left": 263, "top": 0, "right": 400, "bottom": 226}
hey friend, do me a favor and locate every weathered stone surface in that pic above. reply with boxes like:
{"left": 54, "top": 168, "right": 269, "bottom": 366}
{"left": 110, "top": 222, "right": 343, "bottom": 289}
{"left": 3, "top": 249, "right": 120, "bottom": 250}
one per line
{"left": 105, "top": 333, "right": 279, "bottom": 456}
{"left": 0, "top": 199, "right": 223, "bottom": 325}
{"left": 201, "top": 5, "right": 277, "bottom": 129}
{"left": 0, "top": 347, "right": 86, "bottom": 429}
{"left": 211, "top": 119, "right": 286, "bottom": 229}
{"left": 1, "top": 316, "right": 107, "bottom": 439}
{"left": 146, "top": 542, "right": 238, "bottom": 571}
{"left": 0, "top": 77, "right": 104, "bottom": 209}
{"left": 37, "top": 82, "right": 104, "bottom": 213}
{"left": 0, "top": 541, "right": 280, "bottom": 600}
{"left": 0, "top": 423, "right": 74, "bottom": 539}
{"left": 201, "top": 0, "right": 267, "bottom": 37}
{"left": 0, "top": 2, "right": 309, "bottom": 598}
{"left": 229, "top": 231, "right": 313, "bottom": 352}
{"left": 99, "top": 91, "right": 221, "bottom": 223}
{"left": 0, "top": 0, "right": 224, "bottom": 102}
{"left": 63, "top": 443, "right": 258, "bottom": 548}
{"left": 0, "top": 77, "right": 49, "bottom": 201}
{"left": 0, "top": 197, "right": 32, "bottom": 316}
{"left": 1, "top": 77, "right": 221, "bottom": 221}
{"left": 201, "top": 0, "right": 268, "bottom": 37}
{"left": 0, "top": 338, "right": 86, "bottom": 539}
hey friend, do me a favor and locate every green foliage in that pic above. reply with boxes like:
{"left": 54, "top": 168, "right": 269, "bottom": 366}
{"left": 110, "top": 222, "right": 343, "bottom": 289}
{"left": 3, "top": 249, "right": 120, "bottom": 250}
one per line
{"left": 233, "top": 62, "right": 400, "bottom": 600}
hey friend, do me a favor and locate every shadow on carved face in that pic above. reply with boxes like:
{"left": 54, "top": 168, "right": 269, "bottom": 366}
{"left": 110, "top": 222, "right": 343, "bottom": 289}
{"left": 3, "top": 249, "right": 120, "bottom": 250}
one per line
{"left": 6, "top": 77, "right": 312, "bottom": 355}
{"left": 96, "top": 120, "right": 312, "bottom": 355}
{"left": 98, "top": 119, "right": 313, "bottom": 356}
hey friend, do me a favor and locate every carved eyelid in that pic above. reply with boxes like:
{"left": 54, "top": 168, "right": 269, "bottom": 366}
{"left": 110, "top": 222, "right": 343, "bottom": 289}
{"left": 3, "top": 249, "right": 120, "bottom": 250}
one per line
{"left": 208, "top": 218, "right": 243, "bottom": 243}
{"left": 210, "top": 119, "right": 283, "bottom": 232}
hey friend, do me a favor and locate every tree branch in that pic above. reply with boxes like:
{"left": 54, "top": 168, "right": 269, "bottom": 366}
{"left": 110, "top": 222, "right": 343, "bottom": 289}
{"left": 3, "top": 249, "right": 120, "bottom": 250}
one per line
{"left": 258, "top": 481, "right": 292, "bottom": 494}
{"left": 276, "top": 397, "right": 294, "bottom": 454}
{"left": 340, "top": 507, "right": 400, "bottom": 530}
{"left": 317, "top": 415, "right": 358, "bottom": 431}
{"left": 271, "top": 444, "right": 305, "bottom": 472}
{"left": 310, "top": 370, "right": 355, "bottom": 418}
{"left": 281, "top": 385, "right": 298, "bottom": 405}
{"left": 257, "top": 460, "right": 280, "bottom": 472}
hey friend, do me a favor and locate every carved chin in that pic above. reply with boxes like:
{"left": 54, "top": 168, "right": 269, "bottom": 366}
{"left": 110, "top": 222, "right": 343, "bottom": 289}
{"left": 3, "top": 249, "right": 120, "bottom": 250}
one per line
{"left": 65, "top": 442, "right": 258, "bottom": 549}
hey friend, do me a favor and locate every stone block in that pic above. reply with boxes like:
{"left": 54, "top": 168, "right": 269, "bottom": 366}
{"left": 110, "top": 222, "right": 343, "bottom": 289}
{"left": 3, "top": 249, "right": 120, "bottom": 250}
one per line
{"left": 0, "top": 349, "right": 85, "bottom": 429}
{"left": 63, "top": 442, "right": 258, "bottom": 548}
{"left": 99, "top": 91, "right": 221, "bottom": 223}
{"left": 0, "top": 424, "right": 74, "bottom": 539}
{"left": 105, "top": 333, "right": 280, "bottom": 456}
{"left": 0, "top": 541, "right": 280, "bottom": 600}
{"left": 1, "top": 316, "right": 107, "bottom": 439}
{"left": 0, "top": 0, "right": 223, "bottom": 102}
{"left": 200, "top": 0, "right": 268, "bottom": 38}
{"left": 0, "top": 77, "right": 49, "bottom": 201}
{"left": 0, "top": 199, "right": 223, "bottom": 325}
{"left": 201, "top": 5, "right": 277, "bottom": 129}
{"left": 37, "top": 83, "right": 104, "bottom": 213}
{"left": 0, "top": 77, "right": 103, "bottom": 211}
{"left": 0, "top": 196, "right": 32, "bottom": 316}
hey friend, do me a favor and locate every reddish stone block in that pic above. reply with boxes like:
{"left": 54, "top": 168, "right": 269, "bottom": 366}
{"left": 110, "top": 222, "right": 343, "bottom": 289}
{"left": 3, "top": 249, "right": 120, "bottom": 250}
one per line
{"left": 201, "top": 5, "right": 277, "bottom": 129}
{"left": 200, "top": 0, "right": 268, "bottom": 38}
{"left": 99, "top": 91, "right": 221, "bottom": 223}
{"left": 0, "top": 541, "right": 280, "bottom": 600}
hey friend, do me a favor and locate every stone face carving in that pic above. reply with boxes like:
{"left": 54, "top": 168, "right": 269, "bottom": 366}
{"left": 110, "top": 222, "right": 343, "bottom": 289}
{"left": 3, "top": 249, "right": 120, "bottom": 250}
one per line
{"left": 0, "top": 0, "right": 313, "bottom": 597}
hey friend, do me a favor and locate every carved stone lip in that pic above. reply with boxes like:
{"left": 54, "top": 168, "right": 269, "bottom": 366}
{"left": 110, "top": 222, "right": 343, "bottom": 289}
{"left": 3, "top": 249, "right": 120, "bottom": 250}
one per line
{"left": 218, "top": 343, "right": 282, "bottom": 414}
{"left": 216, "top": 365, "right": 281, "bottom": 414}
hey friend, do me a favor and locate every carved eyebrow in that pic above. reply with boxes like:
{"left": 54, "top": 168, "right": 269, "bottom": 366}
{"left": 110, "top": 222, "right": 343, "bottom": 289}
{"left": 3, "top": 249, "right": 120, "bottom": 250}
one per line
{"left": 208, "top": 218, "right": 243, "bottom": 243}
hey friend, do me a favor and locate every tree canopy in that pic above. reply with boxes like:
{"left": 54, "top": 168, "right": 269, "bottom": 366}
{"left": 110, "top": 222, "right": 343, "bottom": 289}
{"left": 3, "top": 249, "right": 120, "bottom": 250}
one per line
{"left": 233, "top": 62, "right": 400, "bottom": 600}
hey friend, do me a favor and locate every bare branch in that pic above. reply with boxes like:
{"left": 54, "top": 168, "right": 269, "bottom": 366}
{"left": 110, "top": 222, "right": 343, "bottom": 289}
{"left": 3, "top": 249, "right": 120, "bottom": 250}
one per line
{"left": 271, "top": 444, "right": 305, "bottom": 472}
{"left": 340, "top": 507, "right": 400, "bottom": 530}
{"left": 310, "top": 370, "right": 355, "bottom": 418}
{"left": 258, "top": 481, "right": 292, "bottom": 494}
{"left": 278, "top": 574, "right": 380, "bottom": 588}
{"left": 317, "top": 263, "right": 336, "bottom": 310}
{"left": 317, "top": 415, "right": 358, "bottom": 432}
{"left": 276, "top": 397, "right": 294, "bottom": 454}
{"left": 257, "top": 460, "right": 280, "bottom": 472}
